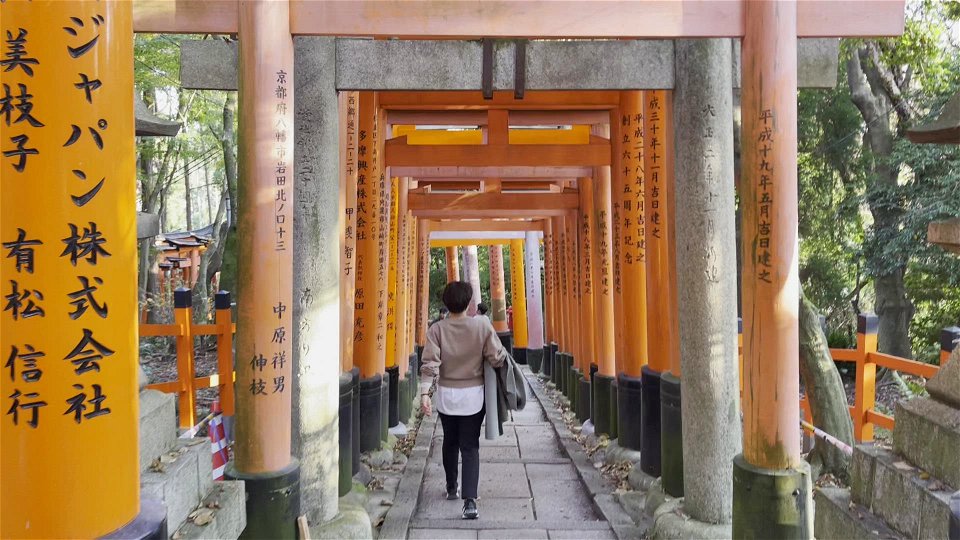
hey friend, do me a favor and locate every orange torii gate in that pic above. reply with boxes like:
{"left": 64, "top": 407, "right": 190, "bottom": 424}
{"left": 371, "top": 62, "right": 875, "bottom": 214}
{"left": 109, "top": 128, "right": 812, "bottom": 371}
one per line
{"left": 1, "top": 1, "right": 904, "bottom": 538}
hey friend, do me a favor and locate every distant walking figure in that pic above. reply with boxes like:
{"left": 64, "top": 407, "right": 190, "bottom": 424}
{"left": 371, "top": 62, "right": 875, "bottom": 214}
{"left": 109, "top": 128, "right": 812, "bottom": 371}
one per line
{"left": 420, "top": 281, "right": 506, "bottom": 520}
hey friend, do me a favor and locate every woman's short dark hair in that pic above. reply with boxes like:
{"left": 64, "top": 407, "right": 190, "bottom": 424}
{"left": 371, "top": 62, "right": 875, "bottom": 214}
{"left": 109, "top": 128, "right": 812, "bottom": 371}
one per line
{"left": 442, "top": 281, "right": 473, "bottom": 314}
{"left": 477, "top": 303, "right": 488, "bottom": 315}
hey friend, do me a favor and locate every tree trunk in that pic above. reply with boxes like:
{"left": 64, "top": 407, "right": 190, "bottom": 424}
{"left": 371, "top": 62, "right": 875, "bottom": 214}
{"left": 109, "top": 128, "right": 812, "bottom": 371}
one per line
{"left": 183, "top": 156, "right": 192, "bottom": 230}
{"left": 799, "top": 292, "right": 855, "bottom": 481}
{"left": 846, "top": 47, "right": 914, "bottom": 358}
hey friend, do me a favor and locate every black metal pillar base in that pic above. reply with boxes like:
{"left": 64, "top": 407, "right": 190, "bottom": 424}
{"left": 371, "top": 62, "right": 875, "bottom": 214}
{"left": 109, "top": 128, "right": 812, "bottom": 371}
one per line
{"left": 101, "top": 494, "right": 167, "bottom": 540}
{"left": 416, "top": 344, "right": 423, "bottom": 364}
{"left": 589, "top": 364, "right": 598, "bottom": 424}
{"left": 350, "top": 368, "right": 361, "bottom": 474}
{"left": 577, "top": 376, "right": 591, "bottom": 423}
{"left": 497, "top": 331, "right": 514, "bottom": 357}
{"left": 568, "top": 366, "right": 579, "bottom": 403}
{"left": 398, "top": 370, "right": 412, "bottom": 426}
{"left": 338, "top": 372, "right": 353, "bottom": 497}
{"left": 386, "top": 365, "right": 400, "bottom": 427}
{"left": 640, "top": 366, "right": 662, "bottom": 477}
{"left": 564, "top": 355, "right": 575, "bottom": 399}
{"left": 358, "top": 374, "right": 383, "bottom": 453}
{"left": 554, "top": 352, "right": 564, "bottom": 391}
{"left": 617, "top": 373, "right": 642, "bottom": 451}
{"left": 227, "top": 459, "right": 301, "bottom": 540}
{"left": 380, "top": 371, "right": 389, "bottom": 443}
{"left": 409, "top": 352, "right": 419, "bottom": 389}
{"left": 660, "top": 372, "right": 683, "bottom": 497}
{"left": 609, "top": 378, "right": 619, "bottom": 439}
{"left": 513, "top": 346, "right": 528, "bottom": 365}
{"left": 593, "top": 373, "right": 614, "bottom": 436}
{"left": 528, "top": 347, "right": 543, "bottom": 373}
{"left": 549, "top": 343, "right": 559, "bottom": 378}
{"left": 732, "top": 455, "right": 812, "bottom": 539}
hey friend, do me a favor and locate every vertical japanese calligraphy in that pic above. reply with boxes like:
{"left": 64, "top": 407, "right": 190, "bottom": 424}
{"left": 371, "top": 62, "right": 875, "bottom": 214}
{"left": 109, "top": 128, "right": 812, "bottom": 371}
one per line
{"left": 578, "top": 178, "right": 597, "bottom": 369}
{"left": 616, "top": 92, "right": 649, "bottom": 376}
{"left": 1, "top": 2, "right": 138, "bottom": 537}
{"left": 340, "top": 91, "right": 358, "bottom": 373}
{"left": 233, "top": 0, "right": 294, "bottom": 474}
{"left": 384, "top": 177, "right": 399, "bottom": 367}
{"left": 352, "top": 92, "right": 385, "bottom": 377}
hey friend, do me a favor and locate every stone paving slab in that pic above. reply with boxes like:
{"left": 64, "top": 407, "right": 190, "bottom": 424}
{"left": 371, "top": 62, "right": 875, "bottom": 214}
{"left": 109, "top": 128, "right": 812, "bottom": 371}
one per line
{"left": 525, "top": 463, "right": 579, "bottom": 482}
{"left": 410, "top": 520, "right": 613, "bottom": 531}
{"left": 409, "top": 528, "right": 478, "bottom": 539}
{"left": 404, "top": 368, "right": 618, "bottom": 540}
{"left": 478, "top": 529, "right": 549, "bottom": 539}
{"left": 547, "top": 529, "right": 617, "bottom": 539}
{"left": 415, "top": 496, "right": 536, "bottom": 521}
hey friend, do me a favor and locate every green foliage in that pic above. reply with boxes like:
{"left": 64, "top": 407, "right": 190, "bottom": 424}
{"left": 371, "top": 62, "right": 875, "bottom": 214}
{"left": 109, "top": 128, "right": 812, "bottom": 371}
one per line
{"left": 800, "top": 1, "right": 959, "bottom": 359}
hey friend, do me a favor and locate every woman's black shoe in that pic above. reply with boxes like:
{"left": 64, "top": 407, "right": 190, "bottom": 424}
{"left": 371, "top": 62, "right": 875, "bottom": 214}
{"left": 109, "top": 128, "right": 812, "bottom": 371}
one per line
{"left": 462, "top": 498, "right": 479, "bottom": 520}
{"left": 446, "top": 486, "right": 459, "bottom": 500}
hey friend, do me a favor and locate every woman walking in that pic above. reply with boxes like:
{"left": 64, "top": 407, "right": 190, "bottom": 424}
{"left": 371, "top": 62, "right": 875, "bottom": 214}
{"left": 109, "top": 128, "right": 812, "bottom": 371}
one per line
{"left": 420, "top": 281, "right": 506, "bottom": 519}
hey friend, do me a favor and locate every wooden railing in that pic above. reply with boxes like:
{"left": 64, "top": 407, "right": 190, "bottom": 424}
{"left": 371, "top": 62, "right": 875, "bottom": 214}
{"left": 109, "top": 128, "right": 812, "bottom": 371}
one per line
{"left": 738, "top": 314, "right": 956, "bottom": 442}
{"left": 141, "top": 288, "right": 236, "bottom": 429}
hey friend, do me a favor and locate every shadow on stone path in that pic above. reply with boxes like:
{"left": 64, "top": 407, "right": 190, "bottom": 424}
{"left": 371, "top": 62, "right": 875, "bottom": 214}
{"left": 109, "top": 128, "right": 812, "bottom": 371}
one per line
{"left": 407, "top": 372, "right": 616, "bottom": 540}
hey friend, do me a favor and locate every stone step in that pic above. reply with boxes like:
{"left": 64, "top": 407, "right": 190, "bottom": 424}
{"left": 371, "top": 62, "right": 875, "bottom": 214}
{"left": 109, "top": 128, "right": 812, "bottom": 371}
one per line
{"left": 172, "top": 481, "right": 246, "bottom": 540}
{"left": 141, "top": 438, "right": 212, "bottom": 537}
{"left": 814, "top": 487, "right": 905, "bottom": 540}
{"left": 850, "top": 444, "right": 953, "bottom": 539}
{"left": 892, "top": 397, "right": 960, "bottom": 490}
{"left": 140, "top": 390, "right": 178, "bottom": 473}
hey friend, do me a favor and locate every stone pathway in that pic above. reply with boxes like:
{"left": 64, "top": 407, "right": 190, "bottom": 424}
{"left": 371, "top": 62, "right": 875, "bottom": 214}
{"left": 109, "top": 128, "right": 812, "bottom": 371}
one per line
{"left": 406, "top": 372, "right": 617, "bottom": 540}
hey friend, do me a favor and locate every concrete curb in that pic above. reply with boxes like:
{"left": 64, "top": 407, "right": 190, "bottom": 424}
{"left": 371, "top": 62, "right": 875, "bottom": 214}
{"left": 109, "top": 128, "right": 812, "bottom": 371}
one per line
{"left": 379, "top": 413, "right": 437, "bottom": 540}
{"left": 523, "top": 369, "right": 648, "bottom": 540}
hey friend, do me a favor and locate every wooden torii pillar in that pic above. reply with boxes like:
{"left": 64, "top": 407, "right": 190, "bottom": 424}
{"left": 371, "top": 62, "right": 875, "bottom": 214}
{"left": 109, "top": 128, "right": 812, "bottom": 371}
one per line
{"left": 126, "top": 2, "right": 904, "bottom": 537}
{"left": 445, "top": 246, "right": 460, "bottom": 283}
{"left": 509, "top": 238, "right": 529, "bottom": 365}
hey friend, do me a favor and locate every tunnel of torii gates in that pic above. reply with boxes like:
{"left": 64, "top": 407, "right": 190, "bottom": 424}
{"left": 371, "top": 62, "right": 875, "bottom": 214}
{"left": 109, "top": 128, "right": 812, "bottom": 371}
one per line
{"left": 0, "top": 0, "right": 906, "bottom": 538}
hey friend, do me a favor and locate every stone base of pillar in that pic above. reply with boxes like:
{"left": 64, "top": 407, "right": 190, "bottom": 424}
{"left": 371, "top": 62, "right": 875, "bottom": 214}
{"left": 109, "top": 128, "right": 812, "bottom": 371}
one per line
{"left": 568, "top": 367, "right": 579, "bottom": 409}
{"left": 650, "top": 499, "right": 732, "bottom": 539}
{"left": 593, "top": 373, "right": 615, "bottom": 436}
{"left": 227, "top": 459, "right": 301, "bottom": 540}
{"left": 617, "top": 373, "right": 643, "bottom": 451}
{"left": 732, "top": 454, "right": 812, "bottom": 538}
{"left": 358, "top": 374, "right": 383, "bottom": 453}
{"left": 527, "top": 347, "right": 544, "bottom": 373}
{"left": 660, "top": 372, "right": 684, "bottom": 498}
{"left": 101, "top": 493, "right": 167, "bottom": 540}
{"left": 380, "top": 371, "right": 390, "bottom": 443}
{"left": 398, "top": 371, "right": 412, "bottom": 428}
{"left": 350, "top": 368, "right": 361, "bottom": 474}
{"left": 542, "top": 345, "right": 552, "bottom": 376}
{"left": 386, "top": 366, "right": 400, "bottom": 427}
{"left": 550, "top": 343, "right": 559, "bottom": 377}
{"left": 513, "top": 347, "right": 528, "bottom": 365}
{"left": 497, "top": 331, "right": 514, "bottom": 356}
{"left": 416, "top": 345, "right": 423, "bottom": 364}
{"left": 338, "top": 373, "right": 354, "bottom": 497}
{"left": 640, "top": 366, "right": 663, "bottom": 477}
{"left": 565, "top": 356, "right": 576, "bottom": 400}
{"left": 610, "top": 378, "right": 619, "bottom": 439}
{"left": 577, "top": 376, "right": 591, "bottom": 423}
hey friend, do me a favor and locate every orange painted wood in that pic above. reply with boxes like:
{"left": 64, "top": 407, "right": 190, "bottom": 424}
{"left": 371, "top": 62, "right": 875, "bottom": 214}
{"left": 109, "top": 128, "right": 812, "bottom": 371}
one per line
{"left": 409, "top": 192, "right": 579, "bottom": 212}
{"left": 853, "top": 328, "right": 878, "bottom": 442}
{"left": 174, "top": 305, "right": 196, "bottom": 429}
{"left": 445, "top": 246, "right": 460, "bottom": 283}
{"left": 610, "top": 108, "right": 626, "bottom": 375}
{"left": 139, "top": 323, "right": 184, "bottom": 337}
{"left": 146, "top": 380, "right": 181, "bottom": 394}
{"left": 543, "top": 219, "right": 555, "bottom": 344}
{"left": 135, "top": 0, "right": 905, "bottom": 38}
{"left": 415, "top": 219, "right": 432, "bottom": 346}
{"left": 865, "top": 410, "right": 895, "bottom": 432}
{"left": 660, "top": 93, "right": 681, "bottom": 379}
{"left": 385, "top": 139, "right": 611, "bottom": 167}
{"left": 578, "top": 177, "right": 598, "bottom": 377}
{"left": 215, "top": 303, "right": 235, "bottom": 415}
{"left": 830, "top": 348, "right": 858, "bottom": 362}
{"left": 233, "top": 0, "right": 295, "bottom": 474}
{"left": 379, "top": 91, "right": 620, "bottom": 110}
{"left": 591, "top": 134, "right": 617, "bottom": 377}
{"left": 619, "top": 92, "right": 650, "bottom": 378}
{"left": 740, "top": 0, "right": 801, "bottom": 469}
{"left": 868, "top": 352, "right": 939, "bottom": 379}
{"left": 429, "top": 219, "right": 544, "bottom": 232}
